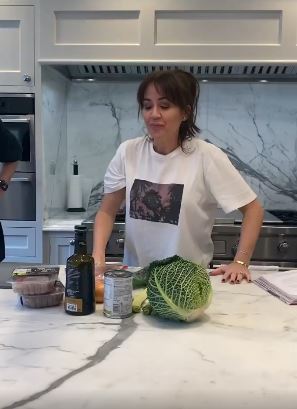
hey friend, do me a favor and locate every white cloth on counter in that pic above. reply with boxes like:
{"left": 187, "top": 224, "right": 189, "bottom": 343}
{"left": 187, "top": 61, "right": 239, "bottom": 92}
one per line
{"left": 104, "top": 137, "right": 257, "bottom": 268}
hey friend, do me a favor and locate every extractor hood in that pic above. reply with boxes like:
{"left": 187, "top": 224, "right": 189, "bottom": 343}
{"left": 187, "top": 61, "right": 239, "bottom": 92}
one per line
{"left": 52, "top": 63, "right": 297, "bottom": 82}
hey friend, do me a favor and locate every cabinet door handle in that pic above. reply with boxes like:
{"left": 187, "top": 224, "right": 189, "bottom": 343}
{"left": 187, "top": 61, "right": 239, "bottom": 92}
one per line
{"left": 69, "top": 239, "right": 75, "bottom": 245}
{"left": 1, "top": 118, "right": 30, "bottom": 123}
{"left": 10, "top": 177, "right": 31, "bottom": 182}
{"left": 23, "top": 74, "right": 32, "bottom": 82}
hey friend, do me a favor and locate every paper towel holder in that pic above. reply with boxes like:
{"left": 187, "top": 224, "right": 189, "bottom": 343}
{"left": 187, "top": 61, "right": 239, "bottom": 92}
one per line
{"left": 67, "top": 158, "right": 86, "bottom": 212}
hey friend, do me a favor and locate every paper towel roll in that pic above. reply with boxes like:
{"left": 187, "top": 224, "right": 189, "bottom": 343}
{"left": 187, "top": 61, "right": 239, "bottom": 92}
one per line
{"left": 67, "top": 175, "right": 85, "bottom": 212}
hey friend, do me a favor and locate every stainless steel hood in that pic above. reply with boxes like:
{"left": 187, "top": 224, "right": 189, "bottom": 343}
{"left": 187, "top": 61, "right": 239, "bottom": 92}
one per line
{"left": 53, "top": 63, "right": 297, "bottom": 82}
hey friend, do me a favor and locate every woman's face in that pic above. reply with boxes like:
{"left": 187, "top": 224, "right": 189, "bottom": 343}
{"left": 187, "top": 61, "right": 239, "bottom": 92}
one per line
{"left": 142, "top": 83, "right": 186, "bottom": 144}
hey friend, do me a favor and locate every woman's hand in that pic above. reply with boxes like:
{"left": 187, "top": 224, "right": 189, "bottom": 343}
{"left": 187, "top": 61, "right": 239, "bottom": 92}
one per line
{"left": 94, "top": 262, "right": 107, "bottom": 279}
{"left": 210, "top": 262, "right": 252, "bottom": 284}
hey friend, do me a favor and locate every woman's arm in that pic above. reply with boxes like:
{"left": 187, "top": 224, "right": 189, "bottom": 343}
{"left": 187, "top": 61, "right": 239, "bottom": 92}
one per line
{"left": 234, "top": 198, "right": 264, "bottom": 266}
{"left": 0, "top": 161, "right": 18, "bottom": 198}
{"left": 0, "top": 161, "right": 18, "bottom": 181}
{"left": 210, "top": 198, "right": 264, "bottom": 283}
{"left": 92, "top": 188, "right": 126, "bottom": 274}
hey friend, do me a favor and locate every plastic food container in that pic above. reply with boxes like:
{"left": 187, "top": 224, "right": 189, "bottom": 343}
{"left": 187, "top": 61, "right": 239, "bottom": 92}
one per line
{"left": 11, "top": 266, "right": 59, "bottom": 295}
{"left": 20, "top": 281, "right": 64, "bottom": 308}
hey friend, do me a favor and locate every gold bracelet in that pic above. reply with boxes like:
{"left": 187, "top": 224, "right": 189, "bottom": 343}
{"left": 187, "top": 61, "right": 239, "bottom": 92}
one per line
{"left": 233, "top": 260, "right": 249, "bottom": 268}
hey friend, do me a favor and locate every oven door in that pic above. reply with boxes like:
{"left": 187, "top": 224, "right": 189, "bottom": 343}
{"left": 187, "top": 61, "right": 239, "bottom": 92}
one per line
{"left": 0, "top": 116, "right": 35, "bottom": 173}
{"left": 0, "top": 172, "right": 36, "bottom": 220}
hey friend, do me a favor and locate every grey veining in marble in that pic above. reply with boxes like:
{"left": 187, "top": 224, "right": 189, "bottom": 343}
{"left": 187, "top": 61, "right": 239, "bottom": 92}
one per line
{"left": 1, "top": 317, "right": 137, "bottom": 409}
{"left": 202, "top": 83, "right": 297, "bottom": 210}
{"left": 42, "top": 71, "right": 297, "bottom": 216}
{"left": 1, "top": 272, "right": 297, "bottom": 409}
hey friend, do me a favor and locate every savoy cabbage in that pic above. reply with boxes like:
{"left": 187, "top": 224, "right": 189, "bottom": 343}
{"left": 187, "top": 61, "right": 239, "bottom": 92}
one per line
{"left": 133, "top": 255, "right": 212, "bottom": 322}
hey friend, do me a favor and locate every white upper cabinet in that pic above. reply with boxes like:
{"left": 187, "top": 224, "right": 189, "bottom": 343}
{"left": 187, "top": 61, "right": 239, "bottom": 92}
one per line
{"left": 0, "top": 5, "right": 34, "bottom": 86}
{"left": 39, "top": 0, "right": 297, "bottom": 63}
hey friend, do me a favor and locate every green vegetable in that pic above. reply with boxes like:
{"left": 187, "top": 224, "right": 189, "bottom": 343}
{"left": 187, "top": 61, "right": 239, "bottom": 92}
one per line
{"left": 132, "top": 289, "right": 148, "bottom": 313}
{"left": 141, "top": 298, "right": 153, "bottom": 315}
{"left": 132, "top": 267, "right": 150, "bottom": 289}
{"left": 146, "top": 255, "right": 212, "bottom": 322}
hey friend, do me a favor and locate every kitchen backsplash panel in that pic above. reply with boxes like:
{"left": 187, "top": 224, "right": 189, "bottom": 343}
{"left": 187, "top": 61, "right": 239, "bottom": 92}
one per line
{"left": 42, "top": 67, "right": 69, "bottom": 218}
{"left": 42, "top": 70, "right": 297, "bottom": 215}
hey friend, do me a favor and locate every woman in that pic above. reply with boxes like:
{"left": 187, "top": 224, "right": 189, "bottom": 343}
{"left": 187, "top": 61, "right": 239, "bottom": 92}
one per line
{"left": 0, "top": 118, "right": 22, "bottom": 261}
{"left": 92, "top": 69, "right": 264, "bottom": 284}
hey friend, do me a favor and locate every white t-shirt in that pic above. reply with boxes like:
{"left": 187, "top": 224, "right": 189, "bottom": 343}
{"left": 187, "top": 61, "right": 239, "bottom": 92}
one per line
{"left": 104, "top": 137, "right": 257, "bottom": 267}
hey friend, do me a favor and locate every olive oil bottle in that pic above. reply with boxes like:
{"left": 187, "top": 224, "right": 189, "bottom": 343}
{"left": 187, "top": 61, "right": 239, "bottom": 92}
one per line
{"left": 65, "top": 225, "right": 95, "bottom": 315}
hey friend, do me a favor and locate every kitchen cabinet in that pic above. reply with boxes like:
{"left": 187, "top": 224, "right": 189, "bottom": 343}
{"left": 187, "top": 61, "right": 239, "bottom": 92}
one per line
{"left": 0, "top": 5, "right": 34, "bottom": 86}
{"left": 43, "top": 232, "right": 74, "bottom": 265}
{"left": 1, "top": 223, "right": 37, "bottom": 262}
{"left": 39, "top": 0, "right": 297, "bottom": 64}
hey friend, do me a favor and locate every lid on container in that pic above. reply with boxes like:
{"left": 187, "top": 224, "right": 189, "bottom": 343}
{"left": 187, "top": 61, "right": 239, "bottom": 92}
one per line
{"left": 104, "top": 270, "right": 133, "bottom": 278}
{"left": 12, "top": 266, "right": 60, "bottom": 278}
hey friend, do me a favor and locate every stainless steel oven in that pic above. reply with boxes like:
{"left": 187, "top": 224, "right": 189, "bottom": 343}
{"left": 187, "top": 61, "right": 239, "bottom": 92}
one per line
{"left": 0, "top": 94, "right": 35, "bottom": 220}
{"left": 0, "top": 94, "right": 35, "bottom": 172}
{"left": 82, "top": 208, "right": 297, "bottom": 268}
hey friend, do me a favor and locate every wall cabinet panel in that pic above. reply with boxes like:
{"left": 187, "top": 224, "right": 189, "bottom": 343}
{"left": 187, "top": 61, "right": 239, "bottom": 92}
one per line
{"left": 39, "top": 0, "right": 297, "bottom": 63}
{"left": 0, "top": 5, "right": 34, "bottom": 86}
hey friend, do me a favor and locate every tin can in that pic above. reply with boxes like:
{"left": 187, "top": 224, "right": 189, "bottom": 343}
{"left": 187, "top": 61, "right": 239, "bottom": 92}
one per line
{"left": 103, "top": 270, "right": 133, "bottom": 318}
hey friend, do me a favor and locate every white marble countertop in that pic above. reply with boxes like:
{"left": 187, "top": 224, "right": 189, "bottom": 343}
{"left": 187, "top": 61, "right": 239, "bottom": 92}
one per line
{"left": 43, "top": 211, "right": 87, "bottom": 231}
{"left": 1, "top": 274, "right": 297, "bottom": 409}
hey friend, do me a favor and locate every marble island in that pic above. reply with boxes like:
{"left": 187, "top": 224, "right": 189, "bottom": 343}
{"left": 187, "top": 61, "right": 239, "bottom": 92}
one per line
{"left": 1, "top": 274, "right": 297, "bottom": 409}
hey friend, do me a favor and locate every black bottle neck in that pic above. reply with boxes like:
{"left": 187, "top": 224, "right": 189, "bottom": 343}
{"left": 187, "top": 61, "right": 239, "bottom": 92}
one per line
{"left": 74, "top": 234, "right": 87, "bottom": 254}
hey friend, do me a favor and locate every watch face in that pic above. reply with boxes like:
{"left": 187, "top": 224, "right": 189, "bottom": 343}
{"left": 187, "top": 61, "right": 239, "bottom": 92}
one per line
{"left": 0, "top": 180, "right": 8, "bottom": 191}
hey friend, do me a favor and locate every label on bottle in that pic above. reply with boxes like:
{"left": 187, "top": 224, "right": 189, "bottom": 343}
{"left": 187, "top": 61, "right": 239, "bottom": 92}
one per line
{"left": 65, "top": 267, "right": 84, "bottom": 313}
{"left": 65, "top": 297, "right": 83, "bottom": 313}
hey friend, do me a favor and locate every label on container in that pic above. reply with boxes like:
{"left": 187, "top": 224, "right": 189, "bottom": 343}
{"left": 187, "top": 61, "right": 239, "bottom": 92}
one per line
{"left": 104, "top": 270, "right": 132, "bottom": 318}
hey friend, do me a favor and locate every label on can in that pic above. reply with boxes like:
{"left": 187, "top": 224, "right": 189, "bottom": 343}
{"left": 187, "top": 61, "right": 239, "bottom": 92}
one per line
{"left": 104, "top": 270, "right": 133, "bottom": 318}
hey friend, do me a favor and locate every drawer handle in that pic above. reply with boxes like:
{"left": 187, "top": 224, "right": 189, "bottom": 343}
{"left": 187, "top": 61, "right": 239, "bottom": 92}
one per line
{"left": 1, "top": 118, "right": 30, "bottom": 123}
{"left": 10, "top": 177, "right": 31, "bottom": 182}
{"left": 69, "top": 239, "right": 75, "bottom": 245}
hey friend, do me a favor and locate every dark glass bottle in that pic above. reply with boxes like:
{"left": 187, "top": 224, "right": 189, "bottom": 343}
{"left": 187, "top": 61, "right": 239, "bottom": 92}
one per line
{"left": 65, "top": 225, "right": 95, "bottom": 315}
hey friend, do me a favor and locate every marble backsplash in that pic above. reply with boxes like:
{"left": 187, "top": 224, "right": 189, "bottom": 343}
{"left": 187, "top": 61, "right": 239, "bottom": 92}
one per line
{"left": 42, "top": 67, "right": 69, "bottom": 219}
{"left": 42, "top": 68, "right": 297, "bottom": 218}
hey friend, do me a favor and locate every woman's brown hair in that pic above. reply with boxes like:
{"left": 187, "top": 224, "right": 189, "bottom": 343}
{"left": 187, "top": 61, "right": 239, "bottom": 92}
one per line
{"left": 137, "top": 69, "right": 200, "bottom": 147}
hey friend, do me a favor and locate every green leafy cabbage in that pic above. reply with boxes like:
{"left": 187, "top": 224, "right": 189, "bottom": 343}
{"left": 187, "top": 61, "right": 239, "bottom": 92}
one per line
{"left": 144, "top": 255, "right": 212, "bottom": 322}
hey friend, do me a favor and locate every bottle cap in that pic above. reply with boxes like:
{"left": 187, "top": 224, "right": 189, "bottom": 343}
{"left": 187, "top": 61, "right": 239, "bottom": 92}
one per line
{"left": 74, "top": 225, "right": 87, "bottom": 232}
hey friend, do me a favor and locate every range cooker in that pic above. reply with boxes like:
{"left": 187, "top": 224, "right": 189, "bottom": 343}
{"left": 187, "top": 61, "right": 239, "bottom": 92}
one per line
{"left": 82, "top": 209, "right": 297, "bottom": 268}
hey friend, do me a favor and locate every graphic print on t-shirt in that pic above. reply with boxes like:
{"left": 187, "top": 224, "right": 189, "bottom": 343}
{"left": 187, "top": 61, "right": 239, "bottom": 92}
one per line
{"left": 130, "top": 179, "right": 184, "bottom": 225}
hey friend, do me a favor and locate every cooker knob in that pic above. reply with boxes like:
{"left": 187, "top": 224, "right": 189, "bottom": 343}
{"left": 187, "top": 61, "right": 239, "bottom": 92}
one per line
{"left": 116, "top": 238, "right": 125, "bottom": 249}
{"left": 231, "top": 243, "right": 238, "bottom": 256}
{"left": 278, "top": 241, "right": 289, "bottom": 253}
